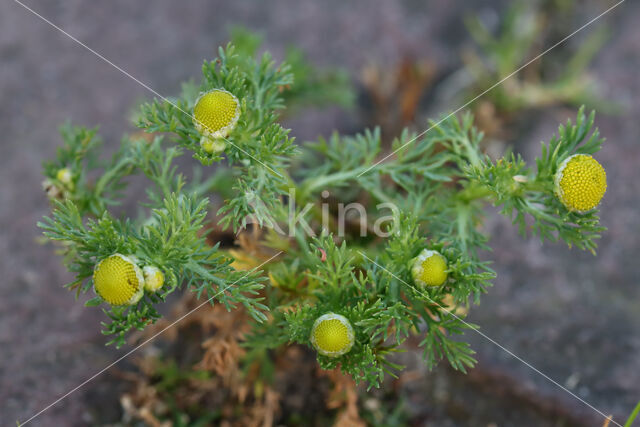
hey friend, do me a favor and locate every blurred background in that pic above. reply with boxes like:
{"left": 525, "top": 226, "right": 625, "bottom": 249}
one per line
{"left": 1, "top": 0, "right": 639, "bottom": 425}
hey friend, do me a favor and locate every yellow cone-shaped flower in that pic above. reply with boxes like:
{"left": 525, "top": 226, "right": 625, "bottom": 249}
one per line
{"left": 93, "top": 254, "right": 144, "bottom": 305}
{"left": 410, "top": 249, "right": 448, "bottom": 287}
{"left": 310, "top": 313, "right": 355, "bottom": 357}
{"left": 554, "top": 154, "right": 607, "bottom": 213}
{"left": 143, "top": 265, "right": 164, "bottom": 292}
{"left": 193, "top": 89, "right": 240, "bottom": 153}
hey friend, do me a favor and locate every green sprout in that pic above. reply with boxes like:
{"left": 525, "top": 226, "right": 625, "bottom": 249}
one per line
{"left": 459, "top": 1, "right": 611, "bottom": 112}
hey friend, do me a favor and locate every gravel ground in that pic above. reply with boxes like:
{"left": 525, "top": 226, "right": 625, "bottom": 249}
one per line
{"left": 1, "top": 0, "right": 638, "bottom": 425}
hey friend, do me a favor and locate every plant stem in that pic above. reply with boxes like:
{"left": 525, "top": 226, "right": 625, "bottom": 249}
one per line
{"left": 299, "top": 166, "right": 371, "bottom": 198}
{"left": 625, "top": 400, "right": 640, "bottom": 427}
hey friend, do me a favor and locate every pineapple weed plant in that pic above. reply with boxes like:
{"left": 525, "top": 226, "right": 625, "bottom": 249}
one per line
{"left": 39, "top": 36, "right": 607, "bottom": 389}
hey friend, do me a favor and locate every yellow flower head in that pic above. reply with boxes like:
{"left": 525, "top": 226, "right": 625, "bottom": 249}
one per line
{"left": 410, "top": 249, "right": 448, "bottom": 287}
{"left": 56, "top": 168, "right": 73, "bottom": 186}
{"left": 143, "top": 265, "right": 164, "bottom": 292}
{"left": 93, "top": 254, "right": 144, "bottom": 305}
{"left": 193, "top": 89, "right": 240, "bottom": 153}
{"left": 554, "top": 154, "right": 607, "bottom": 213}
{"left": 310, "top": 313, "right": 355, "bottom": 357}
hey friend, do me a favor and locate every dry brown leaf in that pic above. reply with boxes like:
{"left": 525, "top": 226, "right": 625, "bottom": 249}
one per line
{"left": 319, "top": 369, "right": 366, "bottom": 427}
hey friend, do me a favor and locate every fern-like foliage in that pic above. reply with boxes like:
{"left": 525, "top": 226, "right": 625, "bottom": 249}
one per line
{"left": 40, "top": 32, "right": 608, "bottom": 385}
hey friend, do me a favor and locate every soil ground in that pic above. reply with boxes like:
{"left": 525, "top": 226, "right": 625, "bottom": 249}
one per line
{"left": 1, "top": 0, "right": 638, "bottom": 425}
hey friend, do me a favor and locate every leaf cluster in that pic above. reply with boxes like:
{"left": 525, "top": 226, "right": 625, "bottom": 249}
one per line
{"left": 465, "top": 107, "right": 606, "bottom": 253}
{"left": 137, "top": 43, "right": 296, "bottom": 231}
{"left": 39, "top": 191, "right": 265, "bottom": 347}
